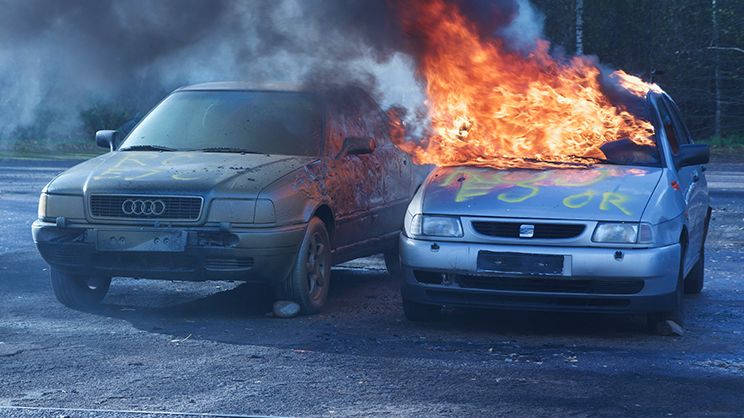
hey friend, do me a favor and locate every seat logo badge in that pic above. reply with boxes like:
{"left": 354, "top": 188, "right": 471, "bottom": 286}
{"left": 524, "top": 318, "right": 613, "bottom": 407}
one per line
{"left": 122, "top": 199, "right": 166, "bottom": 216}
{"left": 519, "top": 224, "right": 535, "bottom": 238}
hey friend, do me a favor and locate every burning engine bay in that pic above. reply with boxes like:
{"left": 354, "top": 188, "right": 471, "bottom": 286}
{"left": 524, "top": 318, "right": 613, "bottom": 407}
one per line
{"left": 388, "top": 0, "right": 661, "bottom": 169}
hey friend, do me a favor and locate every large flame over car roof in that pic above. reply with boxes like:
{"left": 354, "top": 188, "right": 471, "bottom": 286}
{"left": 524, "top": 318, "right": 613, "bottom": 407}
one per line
{"left": 391, "top": 0, "right": 661, "bottom": 169}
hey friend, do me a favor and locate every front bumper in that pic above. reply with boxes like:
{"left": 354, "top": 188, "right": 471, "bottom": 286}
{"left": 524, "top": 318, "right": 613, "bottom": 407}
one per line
{"left": 32, "top": 220, "right": 305, "bottom": 283}
{"left": 400, "top": 234, "right": 681, "bottom": 314}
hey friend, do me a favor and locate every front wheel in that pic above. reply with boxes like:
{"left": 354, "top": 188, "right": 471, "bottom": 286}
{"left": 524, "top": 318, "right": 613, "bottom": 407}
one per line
{"left": 684, "top": 247, "right": 705, "bottom": 294}
{"left": 50, "top": 268, "right": 111, "bottom": 308}
{"left": 384, "top": 249, "right": 402, "bottom": 278}
{"left": 647, "top": 243, "right": 685, "bottom": 330}
{"left": 276, "top": 217, "right": 332, "bottom": 315}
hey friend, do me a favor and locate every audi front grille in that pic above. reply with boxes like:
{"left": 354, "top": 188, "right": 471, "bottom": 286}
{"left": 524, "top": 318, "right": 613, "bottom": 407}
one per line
{"left": 89, "top": 195, "right": 203, "bottom": 221}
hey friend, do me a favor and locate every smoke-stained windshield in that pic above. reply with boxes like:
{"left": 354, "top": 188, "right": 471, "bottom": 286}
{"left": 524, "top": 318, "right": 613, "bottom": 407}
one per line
{"left": 121, "top": 91, "right": 323, "bottom": 156}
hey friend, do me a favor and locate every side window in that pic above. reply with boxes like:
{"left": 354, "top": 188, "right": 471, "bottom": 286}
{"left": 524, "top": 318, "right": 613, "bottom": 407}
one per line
{"left": 665, "top": 98, "right": 693, "bottom": 145}
{"left": 322, "top": 88, "right": 389, "bottom": 155}
{"left": 657, "top": 100, "right": 682, "bottom": 155}
{"left": 324, "top": 100, "right": 364, "bottom": 157}
{"left": 362, "top": 106, "right": 392, "bottom": 147}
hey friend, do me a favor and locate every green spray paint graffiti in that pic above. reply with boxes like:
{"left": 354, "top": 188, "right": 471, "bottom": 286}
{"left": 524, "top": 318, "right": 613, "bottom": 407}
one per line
{"left": 93, "top": 154, "right": 209, "bottom": 181}
{"left": 436, "top": 167, "right": 647, "bottom": 216}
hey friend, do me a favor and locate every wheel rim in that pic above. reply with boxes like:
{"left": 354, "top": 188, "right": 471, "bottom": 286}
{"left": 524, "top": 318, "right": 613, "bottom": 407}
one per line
{"left": 305, "top": 232, "right": 328, "bottom": 302}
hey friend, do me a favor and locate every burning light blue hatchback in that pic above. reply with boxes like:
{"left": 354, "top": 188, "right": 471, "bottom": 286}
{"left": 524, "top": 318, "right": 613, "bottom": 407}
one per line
{"left": 399, "top": 92, "right": 711, "bottom": 324}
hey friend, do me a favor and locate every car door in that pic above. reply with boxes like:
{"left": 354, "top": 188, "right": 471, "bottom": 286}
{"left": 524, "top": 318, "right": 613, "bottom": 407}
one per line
{"left": 359, "top": 100, "right": 414, "bottom": 240}
{"left": 657, "top": 97, "right": 708, "bottom": 268}
{"left": 322, "top": 91, "right": 385, "bottom": 255}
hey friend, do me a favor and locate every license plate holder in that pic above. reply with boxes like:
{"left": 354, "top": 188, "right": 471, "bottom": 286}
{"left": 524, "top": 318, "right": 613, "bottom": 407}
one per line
{"left": 477, "top": 251, "right": 566, "bottom": 276}
{"left": 96, "top": 230, "right": 187, "bottom": 252}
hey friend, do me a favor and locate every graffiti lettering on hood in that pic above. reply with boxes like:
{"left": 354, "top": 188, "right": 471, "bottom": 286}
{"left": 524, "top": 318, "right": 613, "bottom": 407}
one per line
{"left": 435, "top": 167, "right": 647, "bottom": 215}
{"left": 93, "top": 154, "right": 213, "bottom": 181}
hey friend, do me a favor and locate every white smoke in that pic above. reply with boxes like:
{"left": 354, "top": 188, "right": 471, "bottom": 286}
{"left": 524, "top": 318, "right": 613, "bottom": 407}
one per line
{"left": 499, "top": 0, "right": 545, "bottom": 52}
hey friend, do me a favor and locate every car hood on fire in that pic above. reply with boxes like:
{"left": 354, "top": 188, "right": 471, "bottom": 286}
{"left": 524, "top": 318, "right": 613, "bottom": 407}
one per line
{"left": 421, "top": 165, "right": 663, "bottom": 222}
{"left": 45, "top": 151, "right": 316, "bottom": 197}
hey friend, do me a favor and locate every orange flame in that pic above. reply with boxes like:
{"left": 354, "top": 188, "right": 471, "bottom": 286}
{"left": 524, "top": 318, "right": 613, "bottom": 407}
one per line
{"left": 611, "top": 70, "right": 663, "bottom": 97}
{"left": 392, "top": 0, "right": 659, "bottom": 169}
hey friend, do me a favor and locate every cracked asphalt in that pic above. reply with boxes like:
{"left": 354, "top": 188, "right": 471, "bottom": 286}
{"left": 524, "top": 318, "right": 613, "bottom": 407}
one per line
{"left": 1, "top": 157, "right": 743, "bottom": 417}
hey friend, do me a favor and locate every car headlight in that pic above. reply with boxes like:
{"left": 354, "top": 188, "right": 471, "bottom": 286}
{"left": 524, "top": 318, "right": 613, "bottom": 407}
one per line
{"left": 592, "top": 222, "right": 653, "bottom": 244}
{"left": 207, "top": 198, "right": 276, "bottom": 224}
{"left": 407, "top": 214, "right": 463, "bottom": 238}
{"left": 254, "top": 199, "right": 276, "bottom": 224}
{"left": 38, "top": 193, "right": 48, "bottom": 219}
{"left": 38, "top": 193, "right": 85, "bottom": 221}
{"left": 208, "top": 199, "right": 257, "bottom": 224}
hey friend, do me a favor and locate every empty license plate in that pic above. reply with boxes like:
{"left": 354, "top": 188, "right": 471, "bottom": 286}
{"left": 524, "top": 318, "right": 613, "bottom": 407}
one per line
{"left": 477, "top": 251, "right": 565, "bottom": 276}
{"left": 96, "top": 230, "right": 186, "bottom": 252}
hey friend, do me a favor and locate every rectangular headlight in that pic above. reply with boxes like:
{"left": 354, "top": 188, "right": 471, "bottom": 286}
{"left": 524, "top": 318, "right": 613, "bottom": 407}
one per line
{"left": 39, "top": 193, "right": 85, "bottom": 220}
{"left": 208, "top": 199, "right": 256, "bottom": 223}
{"left": 409, "top": 215, "right": 463, "bottom": 238}
{"left": 592, "top": 223, "right": 639, "bottom": 243}
{"left": 38, "top": 193, "right": 48, "bottom": 219}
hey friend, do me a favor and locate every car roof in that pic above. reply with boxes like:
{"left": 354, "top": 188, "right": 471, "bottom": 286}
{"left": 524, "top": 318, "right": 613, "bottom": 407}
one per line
{"left": 176, "top": 81, "right": 310, "bottom": 93}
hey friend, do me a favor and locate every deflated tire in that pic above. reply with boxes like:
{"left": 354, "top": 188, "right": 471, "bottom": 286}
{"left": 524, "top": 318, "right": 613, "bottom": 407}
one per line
{"left": 50, "top": 268, "right": 111, "bottom": 308}
{"left": 276, "top": 217, "right": 331, "bottom": 315}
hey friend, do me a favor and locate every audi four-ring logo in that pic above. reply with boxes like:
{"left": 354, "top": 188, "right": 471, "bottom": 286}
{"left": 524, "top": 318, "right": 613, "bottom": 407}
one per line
{"left": 121, "top": 199, "right": 166, "bottom": 216}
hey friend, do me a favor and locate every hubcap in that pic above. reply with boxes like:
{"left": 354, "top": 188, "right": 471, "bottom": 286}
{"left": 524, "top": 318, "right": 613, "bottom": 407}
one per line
{"left": 305, "top": 232, "right": 327, "bottom": 301}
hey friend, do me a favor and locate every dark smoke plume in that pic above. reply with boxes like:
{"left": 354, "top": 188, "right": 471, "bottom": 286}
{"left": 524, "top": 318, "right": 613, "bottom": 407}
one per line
{"left": 0, "top": 0, "right": 543, "bottom": 145}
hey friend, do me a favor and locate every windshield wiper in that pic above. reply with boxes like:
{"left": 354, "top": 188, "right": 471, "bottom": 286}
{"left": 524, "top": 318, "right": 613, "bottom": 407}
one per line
{"left": 566, "top": 155, "right": 616, "bottom": 165}
{"left": 119, "top": 144, "right": 177, "bottom": 152}
{"left": 198, "top": 147, "right": 260, "bottom": 154}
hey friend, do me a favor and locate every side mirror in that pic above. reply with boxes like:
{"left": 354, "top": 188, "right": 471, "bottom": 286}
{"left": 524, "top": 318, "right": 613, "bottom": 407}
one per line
{"left": 336, "top": 136, "right": 376, "bottom": 159}
{"left": 96, "top": 130, "right": 121, "bottom": 152}
{"left": 676, "top": 144, "right": 709, "bottom": 168}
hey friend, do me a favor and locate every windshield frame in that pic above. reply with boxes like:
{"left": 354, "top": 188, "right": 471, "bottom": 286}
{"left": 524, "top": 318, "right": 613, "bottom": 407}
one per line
{"left": 643, "top": 92, "right": 671, "bottom": 169}
{"left": 581, "top": 94, "right": 665, "bottom": 169}
{"left": 118, "top": 89, "right": 326, "bottom": 157}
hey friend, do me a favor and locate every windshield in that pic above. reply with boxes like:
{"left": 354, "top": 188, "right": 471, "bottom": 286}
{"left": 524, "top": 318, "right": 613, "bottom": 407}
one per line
{"left": 593, "top": 100, "right": 661, "bottom": 167}
{"left": 121, "top": 91, "right": 323, "bottom": 156}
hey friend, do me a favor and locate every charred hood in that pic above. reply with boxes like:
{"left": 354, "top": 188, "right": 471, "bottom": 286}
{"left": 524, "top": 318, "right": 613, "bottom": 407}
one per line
{"left": 45, "top": 151, "right": 315, "bottom": 197}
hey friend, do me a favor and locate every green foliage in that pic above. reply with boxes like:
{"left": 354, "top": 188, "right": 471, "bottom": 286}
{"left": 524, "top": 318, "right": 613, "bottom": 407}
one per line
{"left": 698, "top": 134, "right": 744, "bottom": 148}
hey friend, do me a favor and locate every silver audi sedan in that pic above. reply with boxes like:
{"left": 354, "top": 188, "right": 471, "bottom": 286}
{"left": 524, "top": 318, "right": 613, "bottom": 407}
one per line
{"left": 399, "top": 91, "right": 710, "bottom": 326}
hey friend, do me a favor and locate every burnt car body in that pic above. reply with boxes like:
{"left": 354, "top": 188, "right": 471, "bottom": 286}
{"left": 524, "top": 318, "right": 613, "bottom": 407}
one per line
{"left": 399, "top": 91, "right": 711, "bottom": 324}
{"left": 33, "top": 82, "right": 419, "bottom": 313}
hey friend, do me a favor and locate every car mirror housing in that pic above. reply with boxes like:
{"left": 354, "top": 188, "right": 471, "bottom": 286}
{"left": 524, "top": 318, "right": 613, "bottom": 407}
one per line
{"left": 676, "top": 144, "right": 710, "bottom": 168}
{"left": 336, "top": 136, "right": 376, "bottom": 159}
{"left": 96, "top": 130, "right": 121, "bottom": 152}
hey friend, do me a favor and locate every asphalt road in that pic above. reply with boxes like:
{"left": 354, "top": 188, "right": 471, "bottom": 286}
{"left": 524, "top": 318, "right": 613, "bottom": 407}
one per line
{"left": 1, "top": 158, "right": 743, "bottom": 417}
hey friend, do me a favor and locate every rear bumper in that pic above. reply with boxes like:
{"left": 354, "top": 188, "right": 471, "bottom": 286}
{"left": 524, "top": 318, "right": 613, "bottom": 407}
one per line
{"left": 32, "top": 220, "right": 305, "bottom": 283}
{"left": 400, "top": 234, "right": 681, "bottom": 314}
